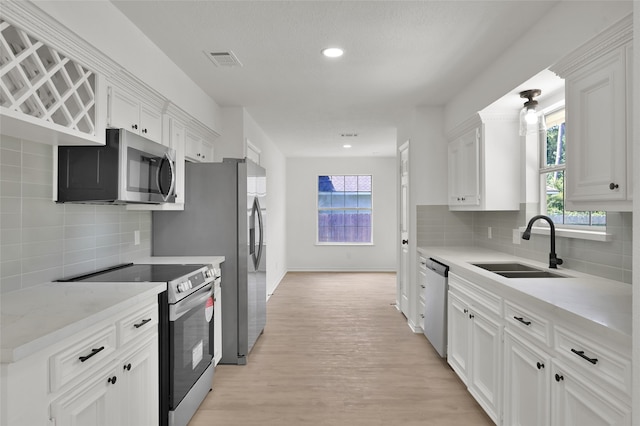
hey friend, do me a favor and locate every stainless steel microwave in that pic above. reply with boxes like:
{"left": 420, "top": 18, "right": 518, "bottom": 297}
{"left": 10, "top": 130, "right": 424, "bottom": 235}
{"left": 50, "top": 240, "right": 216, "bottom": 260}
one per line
{"left": 57, "top": 128, "right": 176, "bottom": 204}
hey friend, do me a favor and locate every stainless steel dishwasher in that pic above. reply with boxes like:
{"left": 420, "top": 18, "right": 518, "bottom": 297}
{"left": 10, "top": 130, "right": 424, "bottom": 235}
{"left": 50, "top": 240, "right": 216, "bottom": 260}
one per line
{"left": 422, "top": 257, "right": 449, "bottom": 357}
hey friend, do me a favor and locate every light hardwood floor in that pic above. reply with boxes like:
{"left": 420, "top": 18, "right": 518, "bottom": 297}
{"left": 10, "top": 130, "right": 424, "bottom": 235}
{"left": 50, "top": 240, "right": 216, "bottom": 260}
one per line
{"left": 189, "top": 272, "right": 493, "bottom": 425}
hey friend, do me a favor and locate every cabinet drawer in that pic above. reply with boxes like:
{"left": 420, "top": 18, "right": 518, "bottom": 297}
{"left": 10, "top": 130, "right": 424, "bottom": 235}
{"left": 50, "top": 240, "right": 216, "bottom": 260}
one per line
{"left": 117, "top": 303, "right": 158, "bottom": 347}
{"left": 504, "top": 300, "right": 551, "bottom": 347}
{"left": 449, "top": 272, "right": 502, "bottom": 317}
{"left": 49, "top": 325, "right": 117, "bottom": 392}
{"left": 554, "top": 325, "right": 631, "bottom": 395}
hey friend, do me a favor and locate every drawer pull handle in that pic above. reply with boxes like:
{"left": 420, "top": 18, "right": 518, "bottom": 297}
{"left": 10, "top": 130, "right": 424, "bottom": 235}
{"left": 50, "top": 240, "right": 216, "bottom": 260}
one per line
{"left": 78, "top": 346, "right": 105, "bottom": 362}
{"left": 555, "top": 373, "right": 564, "bottom": 382}
{"left": 107, "top": 375, "right": 117, "bottom": 385}
{"left": 536, "top": 362, "right": 544, "bottom": 370}
{"left": 124, "top": 363, "right": 132, "bottom": 371}
{"left": 513, "top": 316, "right": 531, "bottom": 326}
{"left": 133, "top": 318, "right": 152, "bottom": 329}
{"left": 571, "top": 348, "right": 598, "bottom": 365}
{"left": 463, "top": 309, "right": 468, "bottom": 314}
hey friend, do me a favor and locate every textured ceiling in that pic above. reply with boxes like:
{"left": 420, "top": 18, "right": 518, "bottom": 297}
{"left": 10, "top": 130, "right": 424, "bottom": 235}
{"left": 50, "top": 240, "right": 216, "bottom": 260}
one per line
{"left": 111, "top": 1, "right": 559, "bottom": 157}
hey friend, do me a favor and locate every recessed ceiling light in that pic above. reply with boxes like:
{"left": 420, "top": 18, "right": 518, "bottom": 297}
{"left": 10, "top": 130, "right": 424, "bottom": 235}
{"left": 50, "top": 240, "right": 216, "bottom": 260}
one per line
{"left": 343, "top": 144, "right": 352, "bottom": 148}
{"left": 322, "top": 47, "right": 344, "bottom": 58}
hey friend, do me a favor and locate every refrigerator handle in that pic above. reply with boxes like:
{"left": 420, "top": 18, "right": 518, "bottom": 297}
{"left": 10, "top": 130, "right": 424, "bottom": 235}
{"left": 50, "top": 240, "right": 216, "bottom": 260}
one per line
{"left": 249, "top": 207, "right": 255, "bottom": 257}
{"left": 255, "top": 197, "right": 264, "bottom": 270}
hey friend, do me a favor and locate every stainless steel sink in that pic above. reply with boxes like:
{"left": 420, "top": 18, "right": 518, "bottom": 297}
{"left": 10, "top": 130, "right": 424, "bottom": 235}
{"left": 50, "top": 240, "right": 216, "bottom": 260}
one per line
{"left": 472, "top": 262, "right": 540, "bottom": 272}
{"left": 472, "top": 262, "right": 569, "bottom": 278}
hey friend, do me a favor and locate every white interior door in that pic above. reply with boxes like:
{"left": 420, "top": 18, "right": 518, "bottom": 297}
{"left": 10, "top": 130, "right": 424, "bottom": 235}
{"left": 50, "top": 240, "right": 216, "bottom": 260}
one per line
{"left": 398, "top": 141, "right": 410, "bottom": 315}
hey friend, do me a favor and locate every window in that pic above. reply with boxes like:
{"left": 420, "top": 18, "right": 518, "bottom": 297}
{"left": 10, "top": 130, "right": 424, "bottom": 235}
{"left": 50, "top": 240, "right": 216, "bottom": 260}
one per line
{"left": 317, "top": 175, "right": 372, "bottom": 244}
{"left": 540, "top": 109, "right": 605, "bottom": 226}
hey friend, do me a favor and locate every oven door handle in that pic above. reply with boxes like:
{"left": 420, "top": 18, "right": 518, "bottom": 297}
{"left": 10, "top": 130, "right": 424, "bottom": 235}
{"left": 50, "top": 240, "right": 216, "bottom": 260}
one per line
{"left": 170, "top": 283, "right": 214, "bottom": 321}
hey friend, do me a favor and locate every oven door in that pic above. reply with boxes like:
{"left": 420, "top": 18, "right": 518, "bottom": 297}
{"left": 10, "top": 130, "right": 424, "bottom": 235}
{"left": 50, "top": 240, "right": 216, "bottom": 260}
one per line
{"left": 169, "top": 283, "right": 214, "bottom": 408}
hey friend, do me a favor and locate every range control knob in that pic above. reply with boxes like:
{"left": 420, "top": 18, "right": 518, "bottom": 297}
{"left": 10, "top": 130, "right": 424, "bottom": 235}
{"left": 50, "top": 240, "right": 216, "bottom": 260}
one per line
{"left": 187, "top": 279, "right": 193, "bottom": 289}
{"left": 177, "top": 282, "right": 186, "bottom": 293}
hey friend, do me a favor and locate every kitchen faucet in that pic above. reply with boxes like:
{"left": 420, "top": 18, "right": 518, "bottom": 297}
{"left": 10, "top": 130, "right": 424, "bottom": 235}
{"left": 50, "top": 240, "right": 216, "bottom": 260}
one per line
{"left": 521, "top": 214, "right": 563, "bottom": 269}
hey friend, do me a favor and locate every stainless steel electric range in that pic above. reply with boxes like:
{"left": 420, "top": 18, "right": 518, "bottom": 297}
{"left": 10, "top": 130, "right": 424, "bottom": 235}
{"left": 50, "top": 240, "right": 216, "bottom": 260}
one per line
{"left": 59, "top": 262, "right": 221, "bottom": 426}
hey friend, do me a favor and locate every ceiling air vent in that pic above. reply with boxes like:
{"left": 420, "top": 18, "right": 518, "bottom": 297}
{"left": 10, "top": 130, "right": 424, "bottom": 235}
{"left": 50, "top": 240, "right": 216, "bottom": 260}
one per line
{"left": 205, "top": 51, "right": 243, "bottom": 67}
{"left": 341, "top": 133, "right": 358, "bottom": 138}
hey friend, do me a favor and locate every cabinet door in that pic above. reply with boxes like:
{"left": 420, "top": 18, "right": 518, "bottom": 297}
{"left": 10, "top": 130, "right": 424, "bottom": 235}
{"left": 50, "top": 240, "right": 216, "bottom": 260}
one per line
{"left": 120, "top": 336, "right": 159, "bottom": 426}
{"left": 458, "top": 129, "right": 480, "bottom": 205}
{"left": 447, "top": 291, "right": 469, "bottom": 384}
{"left": 551, "top": 361, "right": 631, "bottom": 426}
{"left": 108, "top": 87, "right": 140, "bottom": 132}
{"left": 448, "top": 128, "right": 480, "bottom": 207}
{"left": 50, "top": 363, "right": 120, "bottom": 426}
{"left": 139, "top": 103, "right": 162, "bottom": 143}
{"left": 417, "top": 263, "right": 426, "bottom": 332}
{"left": 565, "top": 47, "right": 627, "bottom": 203}
{"left": 468, "top": 310, "right": 501, "bottom": 424}
{"left": 185, "top": 130, "right": 202, "bottom": 162}
{"left": 504, "top": 329, "right": 551, "bottom": 426}
{"left": 200, "top": 139, "right": 214, "bottom": 162}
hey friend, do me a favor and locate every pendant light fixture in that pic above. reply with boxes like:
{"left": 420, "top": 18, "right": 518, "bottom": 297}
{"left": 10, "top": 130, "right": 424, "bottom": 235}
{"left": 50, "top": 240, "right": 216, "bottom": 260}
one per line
{"left": 519, "top": 89, "right": 541, "bottom": 135}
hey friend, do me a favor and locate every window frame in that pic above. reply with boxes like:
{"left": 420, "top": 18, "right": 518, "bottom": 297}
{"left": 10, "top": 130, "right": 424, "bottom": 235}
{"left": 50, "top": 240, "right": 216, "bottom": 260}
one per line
{"left": 315, "top": 174, "right": 374, "bottom": 246}
{"left": 536, "top": 104, "right": 609, "bottom": 234}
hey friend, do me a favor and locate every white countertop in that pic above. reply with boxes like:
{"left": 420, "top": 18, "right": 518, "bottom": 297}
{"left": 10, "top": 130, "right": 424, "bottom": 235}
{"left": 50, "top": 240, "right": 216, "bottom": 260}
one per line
{"left": 418, "top": 246, "right": 632, "bottom": 337}
{"left": 135, "top": 256, "right": 225, "bottom": 266}
{"left": 1, "top": 282, "right": 165, "bottom": 363}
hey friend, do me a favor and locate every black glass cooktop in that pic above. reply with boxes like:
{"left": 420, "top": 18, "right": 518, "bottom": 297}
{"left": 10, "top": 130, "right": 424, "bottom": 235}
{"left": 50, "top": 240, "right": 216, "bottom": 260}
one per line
{"left": 59, "top": 263, "right": 206, "bottom": 283}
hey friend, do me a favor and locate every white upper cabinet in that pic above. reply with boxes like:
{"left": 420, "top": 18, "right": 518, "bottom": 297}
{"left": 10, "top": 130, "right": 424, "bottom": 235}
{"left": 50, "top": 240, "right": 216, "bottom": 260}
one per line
{"left": 107, "top": 83, "right": 163, "bottom": 144}
{"left": 447, "top": 113, "right": 520, "bottom": 211}
{"left": 185, "top": 128, "right": 215, "bottom": 163}
{"left": 551, "top": 14, "right": 632, "bottom": 212}
{"left": 448, "top": 127, "right": 480, "bottom": 207}
{"left": 0, "top": 18, "right": 104, "bottom": 145}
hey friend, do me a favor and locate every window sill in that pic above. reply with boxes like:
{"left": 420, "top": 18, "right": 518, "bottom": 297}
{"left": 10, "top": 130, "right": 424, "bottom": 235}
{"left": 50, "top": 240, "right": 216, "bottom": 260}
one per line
{"left": 517, "top": 226, "right": 611, "bottom": 242}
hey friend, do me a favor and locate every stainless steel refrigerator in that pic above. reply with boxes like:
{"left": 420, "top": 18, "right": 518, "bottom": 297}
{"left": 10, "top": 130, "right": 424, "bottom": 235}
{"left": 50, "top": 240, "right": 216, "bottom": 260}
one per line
{"left": 152, "top": 158, "right": 266, "bottom": 365}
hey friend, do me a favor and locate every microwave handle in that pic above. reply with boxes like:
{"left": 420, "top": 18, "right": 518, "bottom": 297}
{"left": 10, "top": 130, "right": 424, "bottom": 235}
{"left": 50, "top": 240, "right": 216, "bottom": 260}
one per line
{"left": 160, "top": 151, "right": 176, "bottom": 202}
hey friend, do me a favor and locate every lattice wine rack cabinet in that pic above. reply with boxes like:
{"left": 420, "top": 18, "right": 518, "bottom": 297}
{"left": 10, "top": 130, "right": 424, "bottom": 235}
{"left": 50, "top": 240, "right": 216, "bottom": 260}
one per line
{"left": 0, "top": 19, "right": 98, "bottom": 138}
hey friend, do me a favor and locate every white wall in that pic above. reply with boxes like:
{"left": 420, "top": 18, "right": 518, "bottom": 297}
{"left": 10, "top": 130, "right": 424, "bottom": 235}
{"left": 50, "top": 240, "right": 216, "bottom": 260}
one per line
{"left": 286, "top": 156, "right": 397, "bottom": 271}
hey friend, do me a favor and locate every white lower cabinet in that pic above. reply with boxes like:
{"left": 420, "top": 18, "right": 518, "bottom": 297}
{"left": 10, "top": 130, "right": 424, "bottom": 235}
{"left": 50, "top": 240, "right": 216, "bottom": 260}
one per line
{"left": 0, "top": 300, "right": 158, "bottom": 426}
{"left": 446, "top": 271, "right": 630, "bottom": 426}
{"left": 447, "top": 273, "right": 502, "bottom": 424}
{"left": 503, "top": 329, "right": 551, "bottom": 426}
{"left": 447, "top": 291, "right": 470, "bottom": 383}
{"left": 468, "top": 309, "right": 502, "bottom": 422}
{"left": 119, "top": 336, "right": 159, "bottom": 426}
{"left": 50, "top": 360, "right": 121, "bottom": 426}
{"left": 50, "top": 335, "right": 157, "bottom": 426}
{"left": 551, "top": 359, "right": 631, "bottom": 426}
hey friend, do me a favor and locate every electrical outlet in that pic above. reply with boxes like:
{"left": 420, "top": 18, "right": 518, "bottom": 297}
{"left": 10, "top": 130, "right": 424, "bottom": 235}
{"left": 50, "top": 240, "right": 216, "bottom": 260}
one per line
{"left": 513, "top": 229, "right": 521, "bottom": 245}
{"left": 488, "top": 227, "right": 492, "bottom": 239}
{"left": 134, "top": 230, "right": 140, "bottom": 246}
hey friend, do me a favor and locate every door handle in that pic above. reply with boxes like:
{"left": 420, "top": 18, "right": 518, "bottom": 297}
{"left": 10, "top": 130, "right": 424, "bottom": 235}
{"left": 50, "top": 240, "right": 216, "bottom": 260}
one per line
{"left": 402, "top": 239, "right": 408, "bottom": 245}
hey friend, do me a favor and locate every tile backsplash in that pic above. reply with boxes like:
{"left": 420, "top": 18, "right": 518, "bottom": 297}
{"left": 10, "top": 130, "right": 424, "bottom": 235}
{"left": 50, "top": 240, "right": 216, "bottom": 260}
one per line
{"left": 417, "top": 204, "right": 632, "bottom": 284}
{"left": 1, "top": 135, "right": 152, "bottom": 293}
